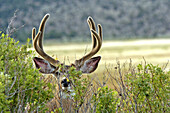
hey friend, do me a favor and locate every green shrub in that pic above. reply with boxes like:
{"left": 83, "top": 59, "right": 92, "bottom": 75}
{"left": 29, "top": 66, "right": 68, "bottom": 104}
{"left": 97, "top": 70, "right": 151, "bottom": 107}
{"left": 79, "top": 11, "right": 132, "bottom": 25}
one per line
{"left": 2, "top": 31, "right": 168, "bottom": 112}
{"left": 118, "top": 63, "right": 170, "bottom": 112}
{"left": 68, "top": 66, "right": 90, "bottom": 111}
{"left": 57, "top": 61, "right": 169, "bottom": 112}
{"left": 0, "top": 74, "right": 11, "bottom": 112}
{"left": 92, "top": 86, "right": 119, "bottom": 113}
{"left": 0, "top": 32, "right": 54, "bottom": 112}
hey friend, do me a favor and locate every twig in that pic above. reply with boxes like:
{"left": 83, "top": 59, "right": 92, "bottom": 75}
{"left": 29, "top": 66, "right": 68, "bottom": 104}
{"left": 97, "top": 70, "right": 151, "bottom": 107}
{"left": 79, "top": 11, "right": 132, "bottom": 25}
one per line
{"left": 7, "top": 76, "right": 17, "bottom": 94}
{"left": 6, "top": 9, "right": 25, "bottom": 37}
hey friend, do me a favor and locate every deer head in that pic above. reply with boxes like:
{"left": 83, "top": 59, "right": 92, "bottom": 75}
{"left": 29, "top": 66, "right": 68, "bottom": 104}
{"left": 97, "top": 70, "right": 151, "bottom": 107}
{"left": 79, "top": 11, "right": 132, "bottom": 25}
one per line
{"left": 32, "top": 14, "right": 102, "bottom": 97}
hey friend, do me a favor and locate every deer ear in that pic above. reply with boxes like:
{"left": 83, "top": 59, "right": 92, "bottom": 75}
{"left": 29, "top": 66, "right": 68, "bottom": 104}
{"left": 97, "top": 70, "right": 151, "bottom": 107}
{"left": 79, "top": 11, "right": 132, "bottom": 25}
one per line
{"left": 33, "top": 57, "right": 56, "bottom": 74}
{"left": 80, "top": 56, "right": 101, "bottom": 73}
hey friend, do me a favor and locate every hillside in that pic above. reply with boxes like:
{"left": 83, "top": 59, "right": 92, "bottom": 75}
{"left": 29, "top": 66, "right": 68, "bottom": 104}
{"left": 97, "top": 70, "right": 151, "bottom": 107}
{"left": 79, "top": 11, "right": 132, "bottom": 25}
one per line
{"left": 0, "top": 0, "right": 170, "bottom": 42}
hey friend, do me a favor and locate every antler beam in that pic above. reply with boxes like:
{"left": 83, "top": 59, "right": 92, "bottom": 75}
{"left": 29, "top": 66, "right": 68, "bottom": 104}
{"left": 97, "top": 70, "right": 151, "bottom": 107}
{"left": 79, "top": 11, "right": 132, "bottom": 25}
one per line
{"left": 32, "top": 14, "right": 60, "bottom": 66}
{"left": 75, "top": 17, "right": 102, "bottom": 66}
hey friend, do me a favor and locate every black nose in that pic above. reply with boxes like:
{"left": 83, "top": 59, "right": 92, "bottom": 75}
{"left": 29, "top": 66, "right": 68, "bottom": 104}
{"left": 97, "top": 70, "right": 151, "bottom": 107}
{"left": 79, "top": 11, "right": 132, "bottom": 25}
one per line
{"left": 61, "top": 78, "right": 70, "bottom": 87}
{"left": 63, "top": 83, "right": 68, "bottom": 87}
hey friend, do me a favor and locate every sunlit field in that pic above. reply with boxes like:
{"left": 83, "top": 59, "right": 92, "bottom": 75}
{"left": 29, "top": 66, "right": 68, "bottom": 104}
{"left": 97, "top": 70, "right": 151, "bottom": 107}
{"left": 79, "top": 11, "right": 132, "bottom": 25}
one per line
{"left": 31, "top": 38, "right": 170, "bottom": 76}
{"left": 35, "top": 39, "right": 170, "bottom": 73}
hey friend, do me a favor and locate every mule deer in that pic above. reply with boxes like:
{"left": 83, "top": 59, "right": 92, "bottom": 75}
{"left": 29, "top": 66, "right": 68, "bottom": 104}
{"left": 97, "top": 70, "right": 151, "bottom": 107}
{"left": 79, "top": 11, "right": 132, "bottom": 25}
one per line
{"left": 32, "top": 14, "right": 102, "bottom": 112}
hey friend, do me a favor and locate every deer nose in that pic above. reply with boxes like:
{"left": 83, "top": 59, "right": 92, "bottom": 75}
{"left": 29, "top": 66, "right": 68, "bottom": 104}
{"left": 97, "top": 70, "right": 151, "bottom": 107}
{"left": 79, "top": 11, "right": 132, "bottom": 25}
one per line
{"left": 61, "top": 78, "right": 70, "bottom": 87}
{"left": 63, "top": 83, "right": 68, "bottom": 87}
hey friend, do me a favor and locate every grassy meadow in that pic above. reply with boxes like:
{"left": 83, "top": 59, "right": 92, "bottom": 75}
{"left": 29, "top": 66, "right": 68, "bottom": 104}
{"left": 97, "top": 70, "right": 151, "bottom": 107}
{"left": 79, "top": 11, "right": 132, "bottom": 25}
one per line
{"left": 31, "top": 38, "right": 170, "bottom": 86}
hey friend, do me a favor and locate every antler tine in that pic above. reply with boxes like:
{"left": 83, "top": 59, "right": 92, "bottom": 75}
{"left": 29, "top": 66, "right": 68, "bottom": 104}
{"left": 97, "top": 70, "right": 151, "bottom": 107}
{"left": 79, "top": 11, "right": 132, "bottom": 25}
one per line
{"left": 32, "top": 14, "right": 60, "bottom": 66}
{"left": 87, "top": 17, "right": 97, "bottom": 49}
{"left": 87, "top": 17, "right": 102, "bottom": 48}
{"left": 98, "top": 24, "right": 103, "bottom": 41}
{"left": 91, "top": 28, "right": 102, "bottom": 54}
{"left": 38, "top": 14, "right": 49, "bottom": 50}
{"left": 32, "top": 14, "right": 49, "bottom": 50}
{"left": 32, "top": 27, "right": 36, "bottom": 40}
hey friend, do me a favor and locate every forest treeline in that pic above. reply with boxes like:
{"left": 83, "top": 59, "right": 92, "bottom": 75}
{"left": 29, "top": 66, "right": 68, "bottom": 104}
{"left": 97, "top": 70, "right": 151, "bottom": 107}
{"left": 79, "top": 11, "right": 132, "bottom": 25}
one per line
{"left": 0, "top": 0, "right": 170, "bottom": 42}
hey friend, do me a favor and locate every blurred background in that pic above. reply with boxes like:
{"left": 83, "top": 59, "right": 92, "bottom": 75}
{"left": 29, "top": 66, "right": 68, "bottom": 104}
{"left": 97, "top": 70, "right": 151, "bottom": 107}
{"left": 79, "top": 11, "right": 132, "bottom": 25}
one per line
{"left": 0, "top": 0, "right": 170, "bottom": 72}
{"left": 0, "top": 0, "right": 170, "bottom": 42}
